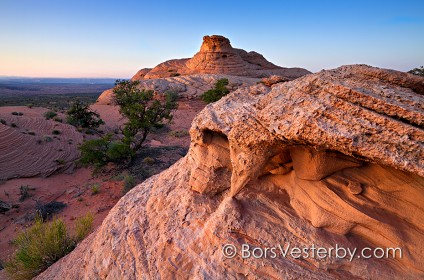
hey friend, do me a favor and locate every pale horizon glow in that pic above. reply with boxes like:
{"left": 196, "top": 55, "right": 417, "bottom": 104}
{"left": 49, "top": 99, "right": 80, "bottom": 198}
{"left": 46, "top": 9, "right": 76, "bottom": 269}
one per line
{"left": 1, "top": 0, "right": 423, "bottom": 78}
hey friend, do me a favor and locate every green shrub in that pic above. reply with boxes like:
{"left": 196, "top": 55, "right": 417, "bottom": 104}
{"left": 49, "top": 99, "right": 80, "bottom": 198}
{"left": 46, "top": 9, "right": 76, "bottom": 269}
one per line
{"left": 106, "top": 142, "right": 133, "bottom": 162}
{"left": 74, "top": 213, "right": 93, "bottom": 242}
{"left": 43, "top": 136, "right": 53, "bottom": 142}
{"left": 43, "top": 111, "right": 57, "bottom": 120}
{"left": 113, "top": 80, "right": 178, "bottom": 154}
{"left": 26, "top": 104, "right": 33, "bottom": 109}
{"left": 143, "top": 157, "right": 155, "bottom": 165}
{"left": 111, "top": 172, "right": 126, "bottom": 181}
{"left": 200, "top": 78, "right": 229, "bottom": 103}
{"left": 11, "top": 123, "right": 17, "bottom": 128}
{"left": 91, "top": 184, "right": 100, "bottom": 195}
{"left": 79, "top": 135, "right": 111, "bottom": 169}
{"left": 79, "top": 134, "right": 132, "bottom": 170}
{"left": 53, "top": 117, "right": 63, "bottom": 123}
{"left": 0, "top": 119, "right": 6, "bottom": 125}
{"left": 79, "top": 80, "right": 178, "bottom": 171}
{"left": 36, "top": 201, "right": 66, "bottom": 221}
{"left": 66, "top": 100, "right": 104, "bottom": 129}
{"left": 5, "top": 216, "right": 74, "bottom": 280}
{"left": 19, "top": 185, "right": 33, "bottom": 202}
{"left": 123, "top": 175, "right": 136, "bottom": 194}
{"left": 5, "top": 213, "right": 93, "bottom": 280}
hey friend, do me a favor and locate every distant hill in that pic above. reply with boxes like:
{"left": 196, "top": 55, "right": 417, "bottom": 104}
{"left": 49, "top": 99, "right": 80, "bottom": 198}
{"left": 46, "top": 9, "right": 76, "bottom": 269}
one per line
{"left": 0, "top": 76, "right": 119, "bottom": 84}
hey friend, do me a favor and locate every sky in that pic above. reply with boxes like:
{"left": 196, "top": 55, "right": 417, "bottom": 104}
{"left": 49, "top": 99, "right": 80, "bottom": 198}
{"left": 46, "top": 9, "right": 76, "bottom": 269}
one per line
{"left": 0, "top": 0, "right": 423, "bottom": 78}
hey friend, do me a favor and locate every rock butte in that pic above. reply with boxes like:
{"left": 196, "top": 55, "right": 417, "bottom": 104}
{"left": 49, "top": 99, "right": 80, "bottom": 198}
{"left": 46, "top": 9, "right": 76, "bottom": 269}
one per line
{"left": 96, "top": 35, "right": 310, "bottom": 104}
{"left": 38, "top": 65, "right": 424, "bottom": 279}
{"left": 142, "top": 35, "right": 310, "bottom": 79}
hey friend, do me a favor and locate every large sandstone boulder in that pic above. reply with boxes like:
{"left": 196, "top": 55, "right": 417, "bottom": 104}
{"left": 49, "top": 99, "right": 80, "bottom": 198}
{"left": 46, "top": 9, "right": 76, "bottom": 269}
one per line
{"left": 38, "top": 65, "right": 424, "bottom": 279}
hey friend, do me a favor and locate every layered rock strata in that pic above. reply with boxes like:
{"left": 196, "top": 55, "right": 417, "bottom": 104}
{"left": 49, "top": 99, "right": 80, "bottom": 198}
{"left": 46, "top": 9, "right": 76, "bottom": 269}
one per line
{"left": 0, "top": 113, "right": 82, "bottom": 180}
{"left": 97, "top": 35, "right": 310, "bottom": 104}
{"left": 142, "top": 35, "right": 310, "bottom": 79}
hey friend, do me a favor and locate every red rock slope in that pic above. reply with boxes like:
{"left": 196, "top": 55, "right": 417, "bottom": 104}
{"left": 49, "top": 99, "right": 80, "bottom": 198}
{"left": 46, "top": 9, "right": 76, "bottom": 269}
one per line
{"left": 0, "top": 107, "right": 82, "bottom": 180}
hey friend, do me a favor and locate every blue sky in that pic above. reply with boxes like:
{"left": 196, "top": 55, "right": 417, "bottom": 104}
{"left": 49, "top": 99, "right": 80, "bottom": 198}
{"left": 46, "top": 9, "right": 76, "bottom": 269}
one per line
{"left": 0, "top": 0, "right": 423, "bottom": 78}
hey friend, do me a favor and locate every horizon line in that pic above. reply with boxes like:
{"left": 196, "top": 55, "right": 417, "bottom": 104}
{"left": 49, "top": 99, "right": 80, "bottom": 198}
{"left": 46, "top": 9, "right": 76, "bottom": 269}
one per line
{"left": 0, "top": 75, "right": 127, "bottom": 80}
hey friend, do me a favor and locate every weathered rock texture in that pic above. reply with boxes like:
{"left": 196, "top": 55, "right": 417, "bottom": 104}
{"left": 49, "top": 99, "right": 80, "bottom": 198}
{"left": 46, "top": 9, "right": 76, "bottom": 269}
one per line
{"left": 0, "top": 108, "right": 83, "bottom": 180}
{"left": 38, "top": 65, "right": 424, "bottom": 279}
{"left": 132, "top": 68, "right": 152, "bottom": 80}
{"left": 97, "top": 35, "right": 310, "bottom": 104}
{"left": 142, "top": 35, "right": 310, "bottom": 79}
{"left": 97, "top": 74, "right": 259, "bottom": 105}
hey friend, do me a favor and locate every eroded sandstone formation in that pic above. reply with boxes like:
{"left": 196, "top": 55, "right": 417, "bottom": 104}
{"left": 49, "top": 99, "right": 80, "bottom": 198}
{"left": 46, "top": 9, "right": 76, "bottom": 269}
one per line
{"left": 97, "top": 35, "right": 310, "bottom": 104}
{"left": 142, "top": 35, "right": 310, "bottom": 79}
{"left": 38, "top": 65, "right": 424, "bottom": 279}
{"left": 0, "top": 110, "right": 83, "bottom": 180}
{"left": 96, "top": 74, "right": 259, "bottom": 105}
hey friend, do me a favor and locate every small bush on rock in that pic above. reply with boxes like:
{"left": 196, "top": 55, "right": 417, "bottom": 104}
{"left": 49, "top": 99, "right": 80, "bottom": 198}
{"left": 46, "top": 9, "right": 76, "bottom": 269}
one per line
{"left": 201, "top": 78, "right": 229, "bottom": 103}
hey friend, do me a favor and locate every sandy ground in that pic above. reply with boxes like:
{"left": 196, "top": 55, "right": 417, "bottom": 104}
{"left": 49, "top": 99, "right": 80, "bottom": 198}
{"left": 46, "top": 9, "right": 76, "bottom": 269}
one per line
{"left": 0, "top": 168, "right": 122, "bottom": 257}
{"left": 0, "top": 99, "right": 206, "bottom": 273}
{"left": 0, "top": 106, "right": 82, "bottom": 180}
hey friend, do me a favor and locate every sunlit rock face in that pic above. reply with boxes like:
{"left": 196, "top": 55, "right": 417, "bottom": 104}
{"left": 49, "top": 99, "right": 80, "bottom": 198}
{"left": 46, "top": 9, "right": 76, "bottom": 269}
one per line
{"left": 38, "top": 65, "right": 424, "bottom": 280}
{"left": 143, "top": 35, "right": 311, "bottom": 79}
{"left": 97, "top": 35, "right": 310, "bottom": 105}
{"left": 96, "top": 74, "right": 260, "bottom": 104}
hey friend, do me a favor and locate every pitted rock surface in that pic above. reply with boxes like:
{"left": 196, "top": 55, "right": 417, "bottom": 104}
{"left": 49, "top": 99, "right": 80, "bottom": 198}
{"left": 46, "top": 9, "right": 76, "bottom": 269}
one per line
{"left": 38, "top": 65, "right": 424, "bottom": 280}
